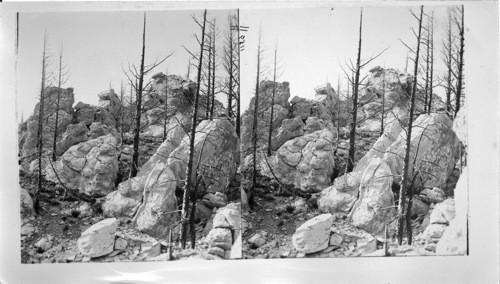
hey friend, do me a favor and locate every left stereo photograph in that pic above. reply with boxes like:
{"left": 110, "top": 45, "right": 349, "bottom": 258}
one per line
{"left": 17, "top": 9, "right": 243, "bottom": 263}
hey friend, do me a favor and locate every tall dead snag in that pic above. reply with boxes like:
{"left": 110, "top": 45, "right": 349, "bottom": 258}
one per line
{"left": 209, "top": 19, "right": 217, "bottom": 120}
{"left": 180, "top": 10, "right": 207, "bottom": 249}
{"left": 454, "top": 5, "right": 465, "bottom": 118}
{"left": 251, "top": 30, "right": 263, "bottom": 208}
{"left": 396, "top": 5, "right": 424, "bottom": 245}
{"left": 124, "top": 13, "right": 172, "bottom": 178}
{"left": 427, "top": 12, "right": 435, "bottom": 114}
{"left": 163, "top": 69, "right": 169, "bottom": 141}
{"left": 204, "top": 23, "right": 213, "bottom": 119}
{"left": 51, "top": 44, "right": 70, "bottom": 161}
{"left": 119, "top": 80, "right": 125, "bottom": 147}
{"left": 380, "top": 70, "right": 386, "bottom": 136}
{"left": 442, "top": 8, "right": 455, "bottom": 116}
{"left": 235, "top": 10, "right": 242, "bottom": 138}
{"left": 35, "top": 31, "right": 51, "bottom": 213}
{"left": 222, "top": 12, "right": 238, "bottom": 120}
{"left": 267, "top": 42, "right": 280, "bottom": 156}
{"left": 346, "top": 8, "right": 363, "bottom": 173}
{"left": 422, "top": 16, "right": 431, "bottom": 114}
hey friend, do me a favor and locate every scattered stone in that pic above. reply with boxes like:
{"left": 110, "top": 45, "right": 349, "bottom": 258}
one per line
{"left": 248, "top": 231, "right": 268, "bottom": 248}
{"left": 114, "top": 237, "right": 128, "bottom": 251}
{"left": 292, "top": 214, "right": 334, "bottom": 254}
{"left": 202, "top": 192, "right": 228, "bottom": 209}
{"left": 34, "top": 236, "right": 53, "bottom": 252}
{"left": 77, "top": 218, "right": 119, "bottom": 258}
{"left": 20, "top": 187, "right": 34, "bottom": 217}
{"left": 429, "top": 199, "right": 455, "bottom": 225}
{"left": 329, "top": 234, "right": 343, "bottom": 247}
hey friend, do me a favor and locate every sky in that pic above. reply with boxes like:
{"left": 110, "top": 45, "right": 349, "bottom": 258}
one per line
{"left": 18, "top": 6, "right": 463, "bottom": 121}
{"left": 17, "top": 9, "right": 233, "bottom": 121}
{"left": 240, "top": 5, "right": 459, "bottom": 112}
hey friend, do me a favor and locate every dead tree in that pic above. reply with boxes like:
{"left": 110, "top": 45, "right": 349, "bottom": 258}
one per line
{"left": 396, "top": 5, "right": 424, "bottom": 245}
{"left": 209, "top": 19, "right": 217, "bottom": 119}
{"left": 123, "top": 13, "right": 173, "bottom": 178}
{"left": 442, "top": 8, "right": 455, "bottom": 116}
{"left": 51, "top": 44, "right": 70, "bottom": 161}
{"left": 163, "top": 69, "right": 169, "bottom": 141}
{"left": 34, "top": 31, "right": 51, "bottom": 213}
{"left": 427, "top": 12, "right": 435, "bottom": 114}
{"left": 222, "top": 12, "right": 238, "bottom": 120}
{"left": 251, "top": 30, "right": 263, "bottom": 208}
{"left": 340, "top": 8, "right": 387, "bottom": 172}
{"left": 235, "top": 10, "right": 242, "bottom": 138}
{"left": 380, "top": 70, "right": 386, "bottom": 136}
{"left": 267, "top": 41, "right": 283, "bottom": 156}
{"left": 119, "top": 80, "right": 125, "bottom": 146}
{"left": 454, "top": 5, "right": 465, "bottom": 117}
{"left": 179, "top": 10, "right": 207, "bottom": 249}
{"left": 204, "top": 22, "right": 213, "bottom": 119}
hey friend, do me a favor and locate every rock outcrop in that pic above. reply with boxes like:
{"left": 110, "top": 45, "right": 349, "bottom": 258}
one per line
{"left": 241, "top": 81, "right": 290, "bottom": 157}
{"left": 47, "top": 133, "right": 120, "bottom": 196}
{"left": 20, "top": 87, "right": 75, "bottom": 164}
{"left": 20, "top": 187, "right": 34, "bottom": 217}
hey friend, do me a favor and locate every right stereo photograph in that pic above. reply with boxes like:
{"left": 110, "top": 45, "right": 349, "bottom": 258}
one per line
{"left": 239, "top": 5, "right": 468, "bottom": 259}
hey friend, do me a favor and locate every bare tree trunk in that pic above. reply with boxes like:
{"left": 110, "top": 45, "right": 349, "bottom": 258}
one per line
{"left": 163, "top": 70, "right": 169, "bottom": 141}
{"left": 51, "top": 48, "right": 63, "bottom": 161}
{"left": 346, "top": 8, "right": 363, "bottom": 173}
{"left": 267, "top": 43, "right": 277, "bottom": 157}
{"left": 35, "top": 31, "right": 49, "bottom": 213}
{"left": 205, "top": 29, "right": 212, "bottom": 119}
{"left": 380, "top": 70, "right": 385, "bottom": 136}
{"left": 210, "top": 20, "right": 216, "bottom": 120}
{"left": 455, "top": 5, "right": 465, "bottom": 118}
{"left": 423, "top": 20, "right": 430, "bottom": 114}
{"left": 427, "top": 12, "right": 434, "bottom": 114}
{"left": 130, "top": 13, "right": 147, "bottom": 178}
{"left": 235, "top": 9, "right": 241, "bottom": 138}
{"left": 251, "top": 31, "right": 262, "bottom": 208}
{"left": 120, "top": 80, "right": 125, "bottom": 148}
{"left": 180, "top": 10, "right": 207, "bottom": 249}
{"left": 445, "top": 11, "right": 453, "bottom": 115}
{"left": 397, "top": 5, "right": 423, "bottom": 245}
{"left": 226, "top": 14, "right": 234, "bottom": 119}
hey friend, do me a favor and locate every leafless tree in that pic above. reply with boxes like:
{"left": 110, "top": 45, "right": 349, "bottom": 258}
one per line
{"left": 222, "top": 12, "right": 238, "bottom": 120}
{"left": 250, "top": 29, "right": 263, "bottom": 208}
{"left": 340, "top": 8, "right": 387, "bottom": 173}
{"left": 51, "top": 44, "right": 70, "bottom": 161}
{"left": 441, "top": 8, "right": 455, "bottom": 116}
{"left": 396, "top": 5, "right": 424, "bottom": 245}
{"left": 266, "top": 41, "right": 284, "bottom": 156}
{"left": 163, "top": 68, "right": 169, "bottom": 141}
{"left": 179, "top": 10, "right": 207, "bottom": 249}
{"left": 123, "top": 13, "right": 173, "bottom": 178}
{"left": 453, "top": 5, "right": 465, "bottom": 117}
{"left": 34, "top": 31, "right": 52, "bottom": 213}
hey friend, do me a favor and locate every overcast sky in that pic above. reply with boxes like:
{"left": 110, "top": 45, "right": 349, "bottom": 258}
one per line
{"left": 18, "top": 6, "right": 464, "bottom": 121}
{"left": 240, "top": 5, "right": 459, "bottom": 112}
{"left": 17, "top": 9, "right": 233, "bottom": 121}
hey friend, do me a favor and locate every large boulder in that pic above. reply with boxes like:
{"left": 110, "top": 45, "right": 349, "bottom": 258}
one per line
{"left": 317, "top": 171, "right": 362, "bottom": 214}
{"left": 55, "top": 122, "right": 89, "bottom": 156}
{"left": 383, "top": 113, "right": 460, "bottom": 191}
{"left": 264, "top": 128, "right": 337, "bottom": 192}
{"left": 168, "top": 118, "right": 239, "bottom": 195}
{"left": 132, "top": 119, "right": 239, "bottom": 238}
{"left": 292, "top": 213, "right": 334, "bottom": 254}
{"left": 74, "top": 102, "right": 97, "bottom": 126}
{"left": 46, "top": 133, "right": 120, "bottom": 196}
{"left": 348, "top": 157, "right": 394, "bottom": 235}
{"left": 77, "top": 218, "right": 119, "bottom": 258}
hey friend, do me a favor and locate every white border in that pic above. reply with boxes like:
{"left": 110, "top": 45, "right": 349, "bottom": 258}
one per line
{"left": 0, "top": 1, "right": 498, "bottom": 283}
